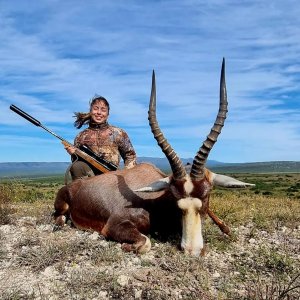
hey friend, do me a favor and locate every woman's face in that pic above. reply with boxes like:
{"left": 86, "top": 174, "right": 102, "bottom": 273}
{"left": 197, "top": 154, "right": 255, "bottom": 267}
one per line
{"left": 90, "top": 100, "right": 109, "bottom": 124}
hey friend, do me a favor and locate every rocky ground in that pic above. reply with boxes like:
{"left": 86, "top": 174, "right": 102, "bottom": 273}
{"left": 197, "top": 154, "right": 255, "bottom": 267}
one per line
{"left": 0, "top": 212, "right": 299, "bottom": 300}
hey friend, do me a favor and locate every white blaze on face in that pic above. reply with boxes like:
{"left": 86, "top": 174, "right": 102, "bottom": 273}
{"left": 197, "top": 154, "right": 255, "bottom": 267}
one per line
{"left": 177, "top": 177, "right": 204, "bottom": 256}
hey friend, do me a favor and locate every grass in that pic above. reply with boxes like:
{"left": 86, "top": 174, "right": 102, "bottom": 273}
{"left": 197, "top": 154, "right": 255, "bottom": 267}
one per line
{"left": 0, "top": 173, "right": 299, "bottom": 299}
{"left": 209, "top": 192, "right": 300, "bottom": 231}
{"left": 0, "top": 289, "right": 36, "bottom": 300}
{"left": 0, "top": 182, "right": 17, "bottom": 224}
{"left": 243, "top": 272, "right": 300, "bottom": 300}
{"left": 0, "top": 231, "right": 7, "bottom": 261}
{"left": 15, "top": 233, "right": 122, "bottom": 272}
{"left": 218, "top": 172, "right": 300, "bottom": 199}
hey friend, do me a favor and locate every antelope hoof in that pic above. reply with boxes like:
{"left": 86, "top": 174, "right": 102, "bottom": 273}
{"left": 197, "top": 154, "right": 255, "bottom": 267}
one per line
{"left": 136, "top": 234, "right": 151, "bottom": 254}
{"left": 220, "top": 224, "right": 231, "bottom": 236}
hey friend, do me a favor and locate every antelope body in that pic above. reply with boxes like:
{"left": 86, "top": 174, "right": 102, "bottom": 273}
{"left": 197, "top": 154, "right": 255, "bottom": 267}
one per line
{"left": 54, "top": 59, "right": 254, "bottom": 256}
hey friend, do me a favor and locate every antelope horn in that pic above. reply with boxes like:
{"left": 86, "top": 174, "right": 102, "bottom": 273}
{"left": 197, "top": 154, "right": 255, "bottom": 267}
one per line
{"left": 190, "top": 58, "right": 228, "bottom": 180}
{"left": 148, "top": 70, "right": 186, "bottom": 180}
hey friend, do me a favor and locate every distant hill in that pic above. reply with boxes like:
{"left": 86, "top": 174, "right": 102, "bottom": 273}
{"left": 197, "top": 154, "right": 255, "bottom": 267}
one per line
{"left": 0, "top": 162, "right": 70, "bottom": 178}
{"left": 210, "top": 161, "right": 300, "bottom": 173}
{"left": 136, "top": 157, "right": 225, "bottom": 170}
{"left": 0, "top": 159, "right": 299, "bottom": 178}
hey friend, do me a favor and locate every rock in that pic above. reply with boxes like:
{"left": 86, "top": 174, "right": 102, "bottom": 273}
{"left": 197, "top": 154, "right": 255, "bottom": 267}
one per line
{"left": 89, "top": 231, "right": 99, "bottom": 240}
{"left": 18, "top": 217, "right": 36, "bottom": 227}
{"left": 117, "top": 274, "right": 130, "bottom": 287}
{"left": 94, "top": 291, "right": 108, "bottom": 299}
{"left": 41, "top": 266, "right": 59, "bottom": 278}
{"left": 98, "top": 240, "right": 109, "bottom": 248}
{"left": 38, "top": 224, "right": 53, "bottom": 231}
{"left": 248, "top": 238, "right": 256, "bottom": 244}
{"left": 134, "top": 289, "right": 142, "bottom": 299}
{"left": 132, "top": 256, "right": 141, "bottom": 265}
{"left": 0, "top": 224, "right": 12, "bottom": 234}
{"left": 132, "top": 269, "right": 150, "bottom": 282}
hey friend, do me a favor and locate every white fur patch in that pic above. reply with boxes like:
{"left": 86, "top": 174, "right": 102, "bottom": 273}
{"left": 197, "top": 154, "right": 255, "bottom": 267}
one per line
{"left": 178, "top": 197, "right": 204, "bottom": 256}
{"left": 184, "top": 175, "right": 194, "bottom": 195}
{"left": 177, "top": 197, "right": 202, "bottom": 210}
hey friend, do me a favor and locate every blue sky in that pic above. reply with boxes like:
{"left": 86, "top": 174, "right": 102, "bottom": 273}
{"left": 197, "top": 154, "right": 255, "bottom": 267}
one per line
{"left": 0, "top": 0, "right": 299, "bottom": 163}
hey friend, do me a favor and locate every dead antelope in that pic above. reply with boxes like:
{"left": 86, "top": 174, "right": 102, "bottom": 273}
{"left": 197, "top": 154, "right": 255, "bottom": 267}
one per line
{"left": 53, "top": 59, "right": 254, "bottom": 256}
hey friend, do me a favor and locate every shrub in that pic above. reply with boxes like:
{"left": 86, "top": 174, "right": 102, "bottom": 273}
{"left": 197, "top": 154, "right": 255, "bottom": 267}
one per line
{"left": 0, "top": 182, "right": 17, "bottom": 224}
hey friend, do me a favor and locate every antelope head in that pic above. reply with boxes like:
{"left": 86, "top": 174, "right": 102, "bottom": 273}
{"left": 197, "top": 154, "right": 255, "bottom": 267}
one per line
{"left": 136, "top": 59, "right": 254, "bottom": 256}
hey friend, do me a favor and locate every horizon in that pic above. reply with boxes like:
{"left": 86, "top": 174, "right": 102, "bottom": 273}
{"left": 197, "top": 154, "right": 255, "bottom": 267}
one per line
{"left": 1, "top": 158, "right": 299, "bottom": 165}
{"left": 1, "top": 1, "right": 299, "bottom": 163}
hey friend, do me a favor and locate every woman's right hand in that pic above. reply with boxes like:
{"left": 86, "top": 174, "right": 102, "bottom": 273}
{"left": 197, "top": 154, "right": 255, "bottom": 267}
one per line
{"left": 64, "top": 144, "right": 76, "bottom": 155}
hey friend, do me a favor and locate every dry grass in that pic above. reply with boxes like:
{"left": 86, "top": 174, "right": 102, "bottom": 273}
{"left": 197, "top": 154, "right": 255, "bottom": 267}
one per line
{"left": 0, "top": 182, "right": 17, "bottom": 225}
{"left": 0, "top": 175, "right": 300, "bottom": 299}
{"left": 210, "top": 193, "right": 300, "bottom": 230}
{"left": 243, "top": 273, "right": 300, "bottom": 300}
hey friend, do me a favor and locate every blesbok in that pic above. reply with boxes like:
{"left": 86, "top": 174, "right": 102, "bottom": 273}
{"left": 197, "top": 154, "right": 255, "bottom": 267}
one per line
{"left": 53, "top": 59, "right": 254, "bottom": 256}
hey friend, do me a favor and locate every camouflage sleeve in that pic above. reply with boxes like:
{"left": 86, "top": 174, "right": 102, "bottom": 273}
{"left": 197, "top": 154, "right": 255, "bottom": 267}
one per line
{"left": 117, "top": 130, "right": 137, "bottom": 169}
{"left": 74, "top": 132, "right": 83, "bottom": 148}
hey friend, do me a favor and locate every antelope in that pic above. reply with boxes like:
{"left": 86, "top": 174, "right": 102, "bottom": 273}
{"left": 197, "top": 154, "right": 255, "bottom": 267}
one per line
{"left": 53, "top": 59, "right": 254, "bottom": 256}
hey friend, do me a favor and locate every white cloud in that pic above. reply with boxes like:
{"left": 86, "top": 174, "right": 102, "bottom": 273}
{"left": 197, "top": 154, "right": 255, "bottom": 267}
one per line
{"left": 0, "top": 0, "right": 300, "bottom": 163}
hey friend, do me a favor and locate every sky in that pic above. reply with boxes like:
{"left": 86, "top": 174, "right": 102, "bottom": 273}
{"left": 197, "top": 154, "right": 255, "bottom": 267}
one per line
{"left": 0, "top": 0, "right": 299, "bottom": 164}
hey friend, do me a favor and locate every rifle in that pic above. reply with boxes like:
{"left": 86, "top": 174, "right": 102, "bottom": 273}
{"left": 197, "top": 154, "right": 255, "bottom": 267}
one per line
{"left": 10, "top": 104, "right": 118, "bottom": 173}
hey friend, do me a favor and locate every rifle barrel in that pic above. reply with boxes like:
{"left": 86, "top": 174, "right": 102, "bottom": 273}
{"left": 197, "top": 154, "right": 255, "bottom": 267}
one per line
{"left": 10, "top": 104, "right": 66, "bottom": 142}
{"left": 10, "top": 105, "right": 41, "bottom": 127}
{"left": 10, "top": 104, "right": 117, "bottom": 172}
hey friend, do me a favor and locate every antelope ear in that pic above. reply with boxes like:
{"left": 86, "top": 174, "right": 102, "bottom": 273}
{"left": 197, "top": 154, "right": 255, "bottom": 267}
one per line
{"left": 134, "top": 177, "right": 170, "bottom": 192}
{"left": 211, "top": 173, "right": 255, "bottom": 188}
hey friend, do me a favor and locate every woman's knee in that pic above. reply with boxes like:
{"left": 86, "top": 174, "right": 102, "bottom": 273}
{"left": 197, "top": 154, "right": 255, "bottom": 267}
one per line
{"left": 70, "top": 161, "right": 95, "bottom": 180}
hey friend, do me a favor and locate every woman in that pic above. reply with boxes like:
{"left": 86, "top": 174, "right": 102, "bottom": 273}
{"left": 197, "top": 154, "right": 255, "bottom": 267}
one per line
{"left": 65, "top": 95, "right": 137, "bottom": 180}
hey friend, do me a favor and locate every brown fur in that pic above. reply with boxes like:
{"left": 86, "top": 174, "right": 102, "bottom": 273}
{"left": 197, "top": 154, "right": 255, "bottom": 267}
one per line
{"left": 54, "top": 163, "right": 181, "bottom": 251}
{"left": 54, "top": 163, "right": 230, "bottom": 254}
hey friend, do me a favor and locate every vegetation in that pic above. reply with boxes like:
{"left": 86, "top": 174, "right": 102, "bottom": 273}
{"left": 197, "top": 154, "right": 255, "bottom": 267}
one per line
{"left": 0, "top": 173, "right": 299, "bottom": 299}
{"left": 213, "top": 172, "right": 300, "bottom": 200}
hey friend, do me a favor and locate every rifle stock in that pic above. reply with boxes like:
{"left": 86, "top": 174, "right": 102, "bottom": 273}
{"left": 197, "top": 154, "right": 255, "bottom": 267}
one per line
{"left": 61, "top": 141, "right": 113, "bottom": 173}
{"left": 10, "top": 104, "right": 117, "bottom": 173}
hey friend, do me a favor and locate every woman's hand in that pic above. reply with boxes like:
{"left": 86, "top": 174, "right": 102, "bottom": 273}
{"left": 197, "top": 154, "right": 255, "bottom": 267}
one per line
{"left": 64, "top": 143, "right": 76, "bottom": 155}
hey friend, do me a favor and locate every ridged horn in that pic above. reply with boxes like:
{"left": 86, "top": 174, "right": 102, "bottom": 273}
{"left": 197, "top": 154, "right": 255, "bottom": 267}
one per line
{"left": 190, "top": 58, "right": 228, "bottom": 180}
{"left": 148, "top": 70, "right": 186, "bottom": 180}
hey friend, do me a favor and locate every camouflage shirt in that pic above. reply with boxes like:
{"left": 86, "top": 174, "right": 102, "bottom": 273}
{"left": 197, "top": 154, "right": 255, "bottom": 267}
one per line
{"left": 74, "top": 122, "right": 137, "bottom": 169}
